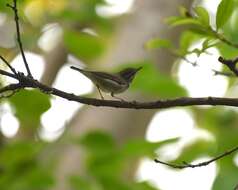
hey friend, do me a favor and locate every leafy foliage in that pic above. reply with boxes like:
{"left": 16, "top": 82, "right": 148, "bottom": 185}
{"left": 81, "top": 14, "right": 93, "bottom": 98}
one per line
{"left": 145, "top": 38, "right": 173, "bottom": 50}
{"left": 194, "top": 6, "right": 210, "bottom": 26}
{"left": 146, "top": 1, "right": 238, "bottom": 189}
{"left": 9, "top": 89, "right": 51, "bottom": 128}
{"left": 1, "top": 0, "right": 238, "bottom": 190}
{"left": 71, "top": 130, "right": 174, "bottom": 190}
{"left": 118, "top": 61, "right": 187, "bottom": 98}
{"left": 64, "top": 30, "right": 106, "bottom": 62}
{"left": 216, "top": 0, "right": 234, "bottom": 29}
{"left": 0, "top": 141, "right": 54, "bottom": 190}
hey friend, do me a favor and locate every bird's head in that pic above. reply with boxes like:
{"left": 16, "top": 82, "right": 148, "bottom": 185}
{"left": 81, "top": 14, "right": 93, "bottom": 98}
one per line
{"left": 118, "top": 67, "right": 142, "bottom": 83}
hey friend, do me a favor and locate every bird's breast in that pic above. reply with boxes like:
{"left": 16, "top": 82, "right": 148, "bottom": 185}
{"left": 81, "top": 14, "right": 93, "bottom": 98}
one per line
{"left": 99, "top": 81, "right": 129, "bottom": 94}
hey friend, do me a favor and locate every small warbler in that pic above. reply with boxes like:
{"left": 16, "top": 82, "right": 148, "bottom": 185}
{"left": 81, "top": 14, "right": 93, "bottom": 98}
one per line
{"left": 70, "top": 66, "right": 142, "bottom": 100}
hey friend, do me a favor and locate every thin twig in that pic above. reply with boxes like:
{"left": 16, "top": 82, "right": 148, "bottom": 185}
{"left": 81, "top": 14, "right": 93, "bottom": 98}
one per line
{"left": 205, "top": 27, "right": 238, "bottom": 49}
{"left": 1, "top": 1, "right": 238, "bottom": 110}
{"left": 0, "top": 0, "right": 236, "bottom": 171}
{"left": 212, "top": 69, "right": 235, "bottom": 77}
{"left": 215, "top": 32, "right": 238, "bottom": 49}
{"left": 218, "top": 56, "right": 238, "bottom": 76}
{"left": 154, "top": 145, "right": 238, "bottom": 169}
{"left": 0, "top": 83, "right": 22, "bottom": 93}
{"left": 1, "top": 73, "right": 238, "bottom": 109}
{"left": 0, "top": 69, "right": 18, "bottom": 79}
{"left": 168, "top": 51, "right": 235, "bottom": 78}
{"left": 0, "top": 83, "right": 22, "bottom": 98}
{"left": 170, "top": 50, "right": 197, "bottom": 66}
{"left": 0, "top": 55, "right": 17, "bottom": 75}
{"left": 7, "top": 0, "right": 32, "bottom": 77}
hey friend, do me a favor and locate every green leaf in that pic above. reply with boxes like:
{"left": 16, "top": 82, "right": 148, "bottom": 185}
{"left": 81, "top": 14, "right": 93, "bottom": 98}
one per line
{"left": 124, "top": 61, "right": 187, "bottom": 98}
{"left": 145, "top": 38, "right": 173, "bottom": 50}
{"left": 0, "top": 167, "right": 54, "bottom": 190}
{"left": 23, "top": 167, "right": 54, "bottom": 189}
{"left": 88, "top": 153, "right": 122, "bottom": 179}
{"left": 69, "top": 176, "right": 95, "bottom": 190}
{"left": 0, "top": 140, "right": 53, "bottom": 190}
{"left": 98, "top": 177, "right": 159, "bottom": 190}
{"left": 99, "top": 176, "right": 131, "bottom": 190}
{"left": 0, "top": 141, "right": 41, "bottom": 170}
{"left": 64, "top": 30, "right": 105, "bottom": 62}
{"left": 179, "top": 6, "right": 190, "bottom": 17}
{"left": 173, "top": 139, "right": 216, "bottom": 164}
{"left": 166, "top": 17, "right": 202, "bottom": 27}
{"left": 200, "top": 39, "right": 220, "bottom": 54}
{"left": 9, "top": 90, "right": 51, "bottom": 127}
{"left": 121, "top": 138, "right": 179, "bottom": 158}
{"left": 182, "top": 39, "right": 219, "bottom": 57}
{"left": 188, "top": 26, "right": 215, "bottom": 37}
{"left": 194, "top": 6, "right": 210, "bottom": 26}
{"left": 0, "top": 0, "right": 26, "bottom": 11}
{"left": 78, "top": 130, "right": 116, "bottom": 155}
{"left": 133, "top": 182, "right": 159, "bottom": 190}
{"left": 202, "top": 39, "right": 214, "bottom": 50}
{"left": 217, "top": 42, "right": 238, "bottom": 59}
{"left": 216, "top": 0, "right": 234, "bottom": 29}
{"left": 179, "top": 31, "right": 200, "bottom": 54}
{"left": 212, "top": 157, "right": 238, "bottom": 190}
{"left": 77, "top": 131, "right": 122, "bottom": 178}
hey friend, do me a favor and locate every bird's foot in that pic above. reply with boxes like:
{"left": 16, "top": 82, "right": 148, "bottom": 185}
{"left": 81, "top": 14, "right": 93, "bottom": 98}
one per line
{"left": 111, "top": 94, "right": 125, "bottom": 102}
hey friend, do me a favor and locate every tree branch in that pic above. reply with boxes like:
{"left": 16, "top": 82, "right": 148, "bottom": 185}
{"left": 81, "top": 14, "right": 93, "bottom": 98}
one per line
{"left": 1, "top": 0, "right": 238, "bottom": 110}
{"left": 0, "top": 83, "right": 22, "bottom": 93}
{"left": 0, "top": 0, "right": 238, "bottom": 170}
{"left": 0, "top": 55, "right": 17, "bottom": 75}
{"left": 214, "top": 31, "right": 238, "bottom": 49}
{"left": 218, "top": 56, "right": 238, "bottom": 76}
{"left": 154, "top": 145, "right": 238, "bottom": 169}
{"left": 0, "top": 83, "right": 23, "bottom": 98}
{"left": 7, "top": 0, "right": 32, "bottom": 77}
{"left": 1, "top": 73, "right": 238, "bottom": 109}
{"left": 0, "top": 69, "right": 18, "bottom": 79}
{"left": 212, "top": 69, "right": 235, "bottom": 77}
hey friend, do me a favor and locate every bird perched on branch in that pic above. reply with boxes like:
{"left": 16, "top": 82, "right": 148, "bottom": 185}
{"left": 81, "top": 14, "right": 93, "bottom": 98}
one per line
{"left": 70, "top": 66, "right": 142, "bottom": 100}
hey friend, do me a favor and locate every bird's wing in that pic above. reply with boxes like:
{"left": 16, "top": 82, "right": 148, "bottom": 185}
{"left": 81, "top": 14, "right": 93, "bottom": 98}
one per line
{"left": 91, "top": 72, "right": 126, "bottom": 85}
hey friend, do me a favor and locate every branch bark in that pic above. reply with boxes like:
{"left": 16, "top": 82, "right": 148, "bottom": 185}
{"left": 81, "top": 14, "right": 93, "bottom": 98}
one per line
{"left": 155, "top": 145, "right": 238, "bottom": 169}
{"left": 2, "top": 1, "right": 238, "bottom": 189}
{"left": 7, "top": 0, "right": 32, "bottom": 77}
{"left": 2, "top": 68, "right": 238, "bottom": 109}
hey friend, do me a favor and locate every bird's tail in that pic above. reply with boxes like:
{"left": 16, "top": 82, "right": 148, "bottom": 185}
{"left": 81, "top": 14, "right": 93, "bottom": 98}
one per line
{"left": 70, "top": 66, "right": 84, "bottom": 73}
{"left": 70, "top": 66, "right": 92, "bottom": 79}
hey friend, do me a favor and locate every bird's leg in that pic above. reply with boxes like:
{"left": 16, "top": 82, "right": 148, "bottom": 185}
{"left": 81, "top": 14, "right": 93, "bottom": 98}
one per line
{"left": 111, "top": 92, "right": 125, "bottom": 101}
{"left": 96, "top": 85, "right": 104, "bottom": 100}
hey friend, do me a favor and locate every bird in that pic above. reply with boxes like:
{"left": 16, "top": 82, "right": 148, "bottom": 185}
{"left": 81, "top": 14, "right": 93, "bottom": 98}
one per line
{"left": 70, "top": 66, "right": 142, "bottom": 100}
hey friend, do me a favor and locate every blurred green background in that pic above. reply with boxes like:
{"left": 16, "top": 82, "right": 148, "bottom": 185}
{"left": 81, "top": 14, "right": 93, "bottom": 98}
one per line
{"left": 0, "top": 0, "right": 238, "bottom": 190}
